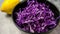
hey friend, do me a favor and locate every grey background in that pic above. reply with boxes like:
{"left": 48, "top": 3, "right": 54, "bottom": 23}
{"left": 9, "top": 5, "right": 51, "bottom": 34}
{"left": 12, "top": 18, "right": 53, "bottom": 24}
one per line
{"left": 0, "top": 0, "right": 60, "bottom": 34}
{"left": 0, "top": 0, "right": 3, "bottom": 6}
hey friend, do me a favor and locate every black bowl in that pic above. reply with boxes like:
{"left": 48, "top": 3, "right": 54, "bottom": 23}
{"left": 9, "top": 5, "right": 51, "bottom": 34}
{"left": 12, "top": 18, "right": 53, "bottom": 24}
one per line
{"left": 12, "top": 0, "right": 60, "bottom": 34}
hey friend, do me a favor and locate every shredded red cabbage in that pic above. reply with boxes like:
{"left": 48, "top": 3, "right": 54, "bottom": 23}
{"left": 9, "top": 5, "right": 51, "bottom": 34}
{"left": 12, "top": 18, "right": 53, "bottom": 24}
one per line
{"left": 15, "top": 0, "right": 56, "bottom": 33}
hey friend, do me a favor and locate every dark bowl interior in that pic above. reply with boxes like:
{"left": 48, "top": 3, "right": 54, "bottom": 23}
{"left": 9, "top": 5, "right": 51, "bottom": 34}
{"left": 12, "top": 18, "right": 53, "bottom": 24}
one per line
{"left": 12, "top": 0, "right": 60, "bottom": 34}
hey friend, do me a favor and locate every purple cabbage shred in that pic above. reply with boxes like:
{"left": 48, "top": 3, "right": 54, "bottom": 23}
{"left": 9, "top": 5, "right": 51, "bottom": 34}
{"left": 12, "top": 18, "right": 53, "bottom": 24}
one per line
{"left": 15, "top": 0, "right": 56, "bottom": 33}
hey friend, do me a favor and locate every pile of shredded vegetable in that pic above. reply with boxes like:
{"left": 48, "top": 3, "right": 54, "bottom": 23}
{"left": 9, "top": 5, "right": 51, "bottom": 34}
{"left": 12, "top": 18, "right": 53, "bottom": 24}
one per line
{"left": 16, "top": 0, "right": 56, "bottom": 33}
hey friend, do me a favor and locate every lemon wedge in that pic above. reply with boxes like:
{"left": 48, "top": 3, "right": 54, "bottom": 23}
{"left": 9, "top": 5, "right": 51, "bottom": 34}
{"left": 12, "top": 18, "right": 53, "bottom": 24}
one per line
{"left": 1, "top": 0, "right": 20, "bottom": 14}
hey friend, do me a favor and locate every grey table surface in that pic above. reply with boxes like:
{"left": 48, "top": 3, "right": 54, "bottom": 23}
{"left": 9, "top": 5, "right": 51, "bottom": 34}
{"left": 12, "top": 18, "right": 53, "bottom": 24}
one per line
{"left": 0, "top": 0, "right": 60, "bottom": 34}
